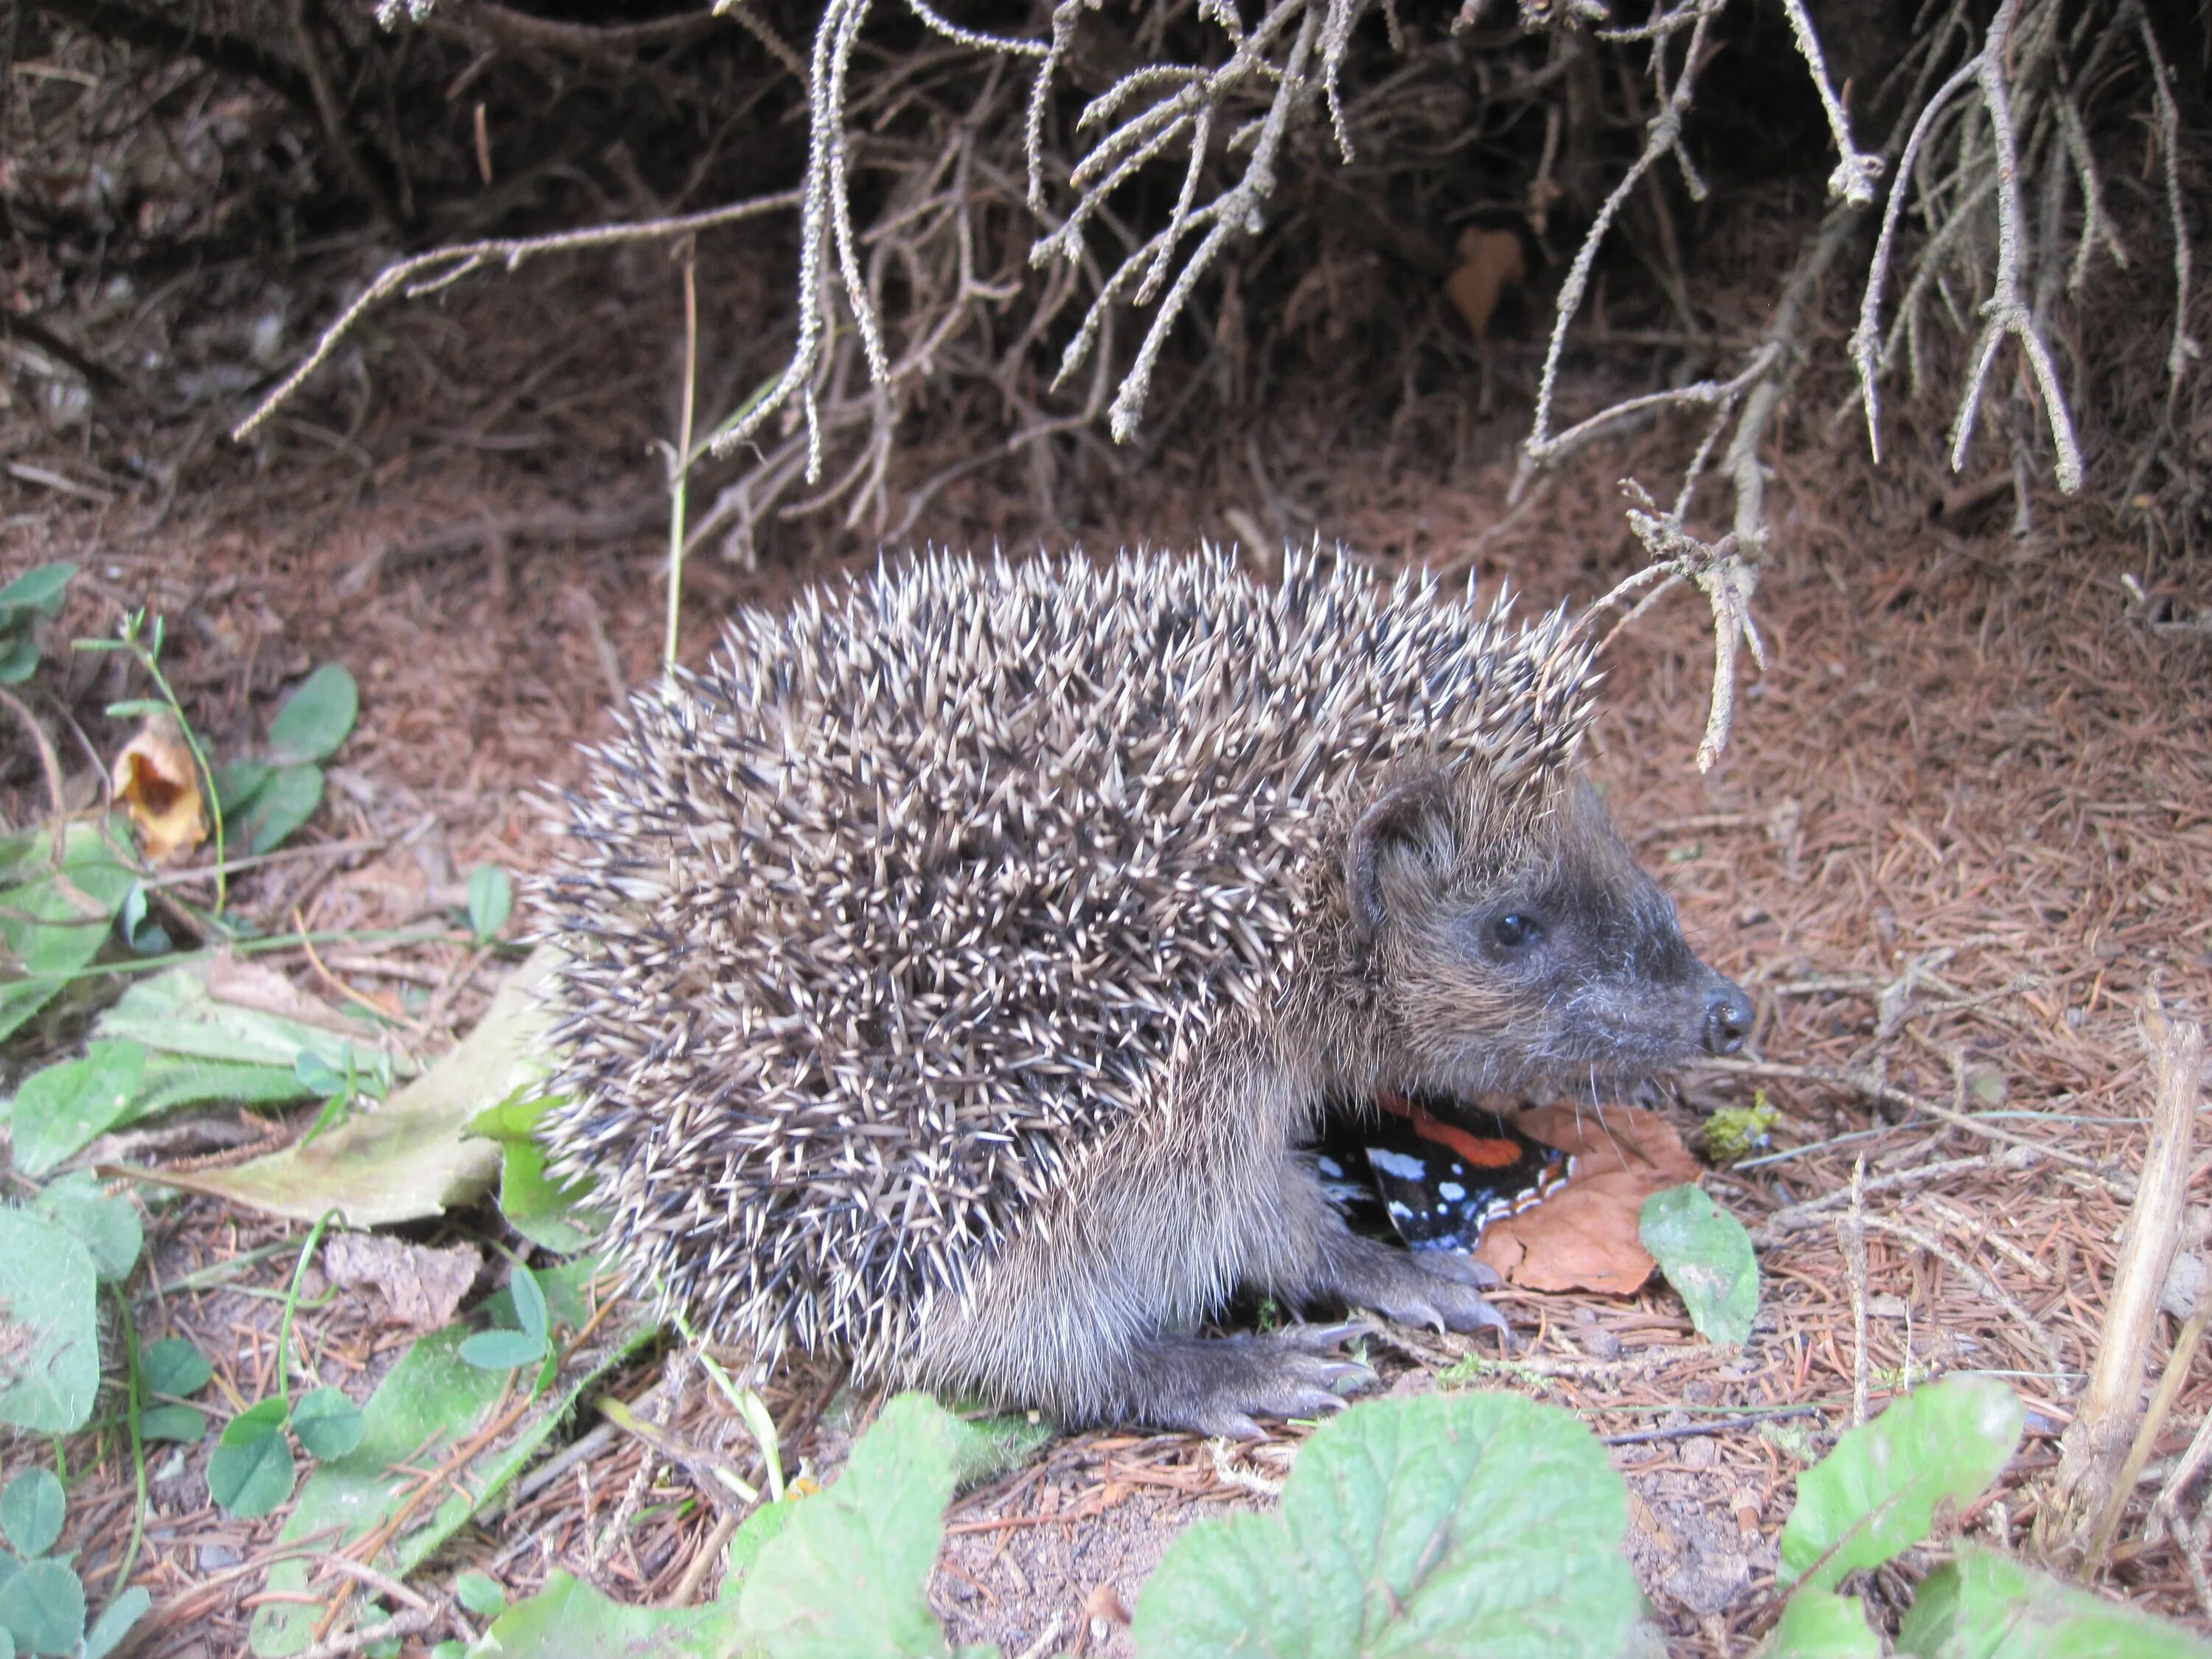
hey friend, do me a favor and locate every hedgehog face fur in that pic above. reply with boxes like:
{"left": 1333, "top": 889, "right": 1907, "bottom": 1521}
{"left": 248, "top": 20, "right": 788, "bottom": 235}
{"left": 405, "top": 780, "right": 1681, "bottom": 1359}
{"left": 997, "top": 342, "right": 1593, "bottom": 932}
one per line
{"left": 1350, "top": 771, "right": 1749, "bottom": 1104}
{"left": 538, "top": 546, "right": 1750, "bottom": 1436}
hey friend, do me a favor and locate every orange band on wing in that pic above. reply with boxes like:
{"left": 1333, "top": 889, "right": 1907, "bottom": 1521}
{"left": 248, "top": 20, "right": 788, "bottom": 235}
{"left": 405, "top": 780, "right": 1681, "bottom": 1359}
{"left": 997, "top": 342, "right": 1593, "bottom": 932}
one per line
{"left": 1374, "top": 1091, "right": 1525, "bottom": 1168}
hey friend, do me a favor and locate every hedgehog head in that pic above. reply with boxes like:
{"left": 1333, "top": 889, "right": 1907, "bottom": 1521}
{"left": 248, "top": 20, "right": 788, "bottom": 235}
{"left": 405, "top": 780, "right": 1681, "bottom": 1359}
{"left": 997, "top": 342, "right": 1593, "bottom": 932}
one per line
{"left": 1335, "top": 759, "right": 1752, "bottom": 1102}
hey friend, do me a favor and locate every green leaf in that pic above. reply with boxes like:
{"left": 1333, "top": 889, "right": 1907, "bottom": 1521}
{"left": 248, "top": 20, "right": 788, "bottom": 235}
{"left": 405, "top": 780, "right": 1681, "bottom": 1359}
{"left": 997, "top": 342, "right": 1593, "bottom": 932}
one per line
{"left": 248, "top": 1261, "right": 653, "bottom": 1658}
{"left": 139, "top": 1335, "right": 213, "bottom": 1397}
{"left": 0, "top": 1557, "right": 84, "bottom": 1656}
{"left": 1770, "top": 1587, "right": 1881, "bottom": 1659}
{"left": 94, "top": 959, "right": 390, "bottom": 1086}
{"left": 293, "top": 1048, "right": 348, "bottom": 1099}
{"left": 0, "top": 1469, "right": 65, "bottom": 1558}
{"left": 1896, "top": 1545, "right": 2212, "bottom": 1658}
{"left": 131, "top": 1054, "right": 319, "bottom": 1119}
{"left": 0, "top": 563, "right": 77, "bottom": 621}
{"left": 509, "top": 1265, "right": 548, "bottom": 1343}
{"left": 492, "top": 1136, "right": 599, "bottom": 1254}
{"left": 469, "top": 1092, "right": 599, "bottom": 1253}
{"left": 139, "top": 1403, "right": 209, "bottom": 1444}
{"left": 291, "top": 1388, "right": 364, "bottom": 1460}
{"left": 458, "top": 1329, "right": 547, "bottom": 1372}
{"left": 1779, "top": 1376, "right": 2023, "bottom": 1591}
{"left": 0, "top": 1211, "right": 100, "bottom": 1433}
{"left": 477, "top": 1571, "right": 737, "bottom": 1658}
{"left": 0, "top": 826, "right": 138, "bottom": 1046}
{"left": 82, "top": 1587, "right": 151, "bottom": 1659}
{"left": 734, "top": 1392, "right": 967, "bottom": 1659}
{"left": 7, "top": 1042, "right": 149, "bottom": 1180}
{"left": 234, "top": 763, "right": 324, "bottom": 856}
{"left": 209, "top": 1397, "right": 297, "bottom": 1519}
{"left": 29, "top": 1170, "right": 143, "bottom": 1284}
{"left": 1640, "top": 1184, "right": 1760, "bottom": 1346}
{"left": 466, "top": 865, "right": 513, "bottom": 944}
{"left": 214, "top": 759, "right": 274, "bottom": 817}
{"left": 454, "top": 1572, "right": 506, "bottom": 1618}
{"left": 266, "top": 665, "right": 358, "bottom": 765}
{"left": 0, "top": 632, "right": 40, "bottom": 684}
{"left": 1133, "top": 1390, "right": 1639, "bottom": 1659}
{"left": 192, "top": 947, "right": 561, "bottom": 1230}
{"left": 116, "top": 883, "right": 170, "bottom": 956}
{"left": 100, "top": 699, "right": 170, "bottom": 722}
{"left": 943, "top": 1410, "right": 1056, "bottom": 1489}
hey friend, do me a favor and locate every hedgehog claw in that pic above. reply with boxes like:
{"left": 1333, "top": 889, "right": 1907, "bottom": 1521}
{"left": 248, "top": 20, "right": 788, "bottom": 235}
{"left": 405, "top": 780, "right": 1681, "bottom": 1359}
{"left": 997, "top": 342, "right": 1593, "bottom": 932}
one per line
{"left": 1283, "top": 1319, "right": 1372, "bottom": 1352}
{"left": 1413, "top": 1250, "right": 1503, "bottom": 1292}
{"left": 1130, "top": 1326, "right": 1380, "bottom": 1437}
{"left": 1307, "top": 1237, "right": 1517, "bottom": 1343}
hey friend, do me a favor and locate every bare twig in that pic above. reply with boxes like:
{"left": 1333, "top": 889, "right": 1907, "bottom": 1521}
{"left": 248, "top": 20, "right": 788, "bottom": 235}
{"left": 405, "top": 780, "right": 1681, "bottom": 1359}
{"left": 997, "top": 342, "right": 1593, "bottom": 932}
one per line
{"left": 1843, "top": 1158, "right": 1871, "bottom": 1427}
{"left": 233, "top": 192, "right": 803, "bottom": 442}
{"left": 0, "top": 685, "right": 70, "bottom": 864}
{"left": 664, "top": 243, "right": 700, "bottom": 667}
{"left": 2085, "top": 1302, "right": 2211, "bottom": 1576}
{"left": 2039, "top": 996, "right": 2202, "bottom": 1561}
{"left": 2135, "top": 15, "right": 2200, "bottom": 396}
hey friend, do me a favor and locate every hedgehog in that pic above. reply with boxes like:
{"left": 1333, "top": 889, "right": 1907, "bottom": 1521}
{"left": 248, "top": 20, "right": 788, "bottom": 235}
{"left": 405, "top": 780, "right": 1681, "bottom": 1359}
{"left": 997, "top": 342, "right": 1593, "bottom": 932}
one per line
{"left": 536, "top": 546, "right": 1751, "bottom": 1438}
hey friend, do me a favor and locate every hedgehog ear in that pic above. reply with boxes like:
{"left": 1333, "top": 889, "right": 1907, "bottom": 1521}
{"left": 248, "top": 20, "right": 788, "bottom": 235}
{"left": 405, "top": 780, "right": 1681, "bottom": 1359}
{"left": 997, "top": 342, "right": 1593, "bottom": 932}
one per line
{"left": 1346, "top": 772, "right": 1457, "bottom": 948}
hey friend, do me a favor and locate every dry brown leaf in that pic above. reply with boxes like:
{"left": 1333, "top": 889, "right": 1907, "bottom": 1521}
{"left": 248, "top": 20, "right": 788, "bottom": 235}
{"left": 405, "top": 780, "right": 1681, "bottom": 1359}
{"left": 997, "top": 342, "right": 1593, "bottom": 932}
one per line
{"left": 1472, "top": 1104, "right": 1700, "bottom": 1295}
{"left": 111, "top": 711, "right": 207, "bottom": 863}
{"left": 1444, "top": 226, "right": 1526, "bottom": 342}
{"left": 323, "top": 1234, "right": 482, "bottom": 1330}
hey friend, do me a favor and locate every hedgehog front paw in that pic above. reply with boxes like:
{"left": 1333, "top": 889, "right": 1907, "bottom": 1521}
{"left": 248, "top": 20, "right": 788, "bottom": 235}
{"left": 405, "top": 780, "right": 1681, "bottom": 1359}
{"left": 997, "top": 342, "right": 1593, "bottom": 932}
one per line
{"left": 1318, "top": 1238, "right": 1512, "bottom": 1341}
{"left": 1128, "top": 1324, "right": 1379, "bottom": 1441}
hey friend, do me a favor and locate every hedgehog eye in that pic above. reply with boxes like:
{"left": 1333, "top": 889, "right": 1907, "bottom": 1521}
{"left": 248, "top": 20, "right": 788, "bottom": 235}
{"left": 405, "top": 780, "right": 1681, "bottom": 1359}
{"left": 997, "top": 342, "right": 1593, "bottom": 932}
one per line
{"left": 1489, "top": 911, "right": 1545, "bottom": 953}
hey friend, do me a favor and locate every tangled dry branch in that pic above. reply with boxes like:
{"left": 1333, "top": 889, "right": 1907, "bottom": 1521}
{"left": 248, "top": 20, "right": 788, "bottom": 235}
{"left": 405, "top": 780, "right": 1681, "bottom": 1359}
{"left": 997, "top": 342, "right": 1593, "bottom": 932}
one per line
{"left": 236, "top": 0, "right": 2196, "bottom": 757}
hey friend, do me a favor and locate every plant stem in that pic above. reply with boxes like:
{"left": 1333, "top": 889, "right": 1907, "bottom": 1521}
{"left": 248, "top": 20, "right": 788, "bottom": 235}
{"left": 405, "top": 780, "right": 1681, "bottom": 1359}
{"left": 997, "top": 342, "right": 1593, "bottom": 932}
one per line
{"left": 664, "top": 242, "right": 700, "bottom": 669}
{"left": 275, "top": 1211, "right": 341, "bottom": 1408}
{"left": 110, "top": 1285, "right": 150, "bottom": 1594}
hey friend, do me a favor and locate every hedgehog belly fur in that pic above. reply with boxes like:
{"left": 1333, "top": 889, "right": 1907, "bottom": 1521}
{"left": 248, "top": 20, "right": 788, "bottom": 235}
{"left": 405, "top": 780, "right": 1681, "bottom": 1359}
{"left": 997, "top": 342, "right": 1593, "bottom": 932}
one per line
{"left": 535, "top": 546, "right": 1590, "bottom": 1388}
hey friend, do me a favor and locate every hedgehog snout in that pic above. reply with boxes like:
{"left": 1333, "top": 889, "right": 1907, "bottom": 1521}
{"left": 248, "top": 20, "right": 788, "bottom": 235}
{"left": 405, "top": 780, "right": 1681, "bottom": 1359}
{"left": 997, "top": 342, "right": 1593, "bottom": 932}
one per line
{"left": 1703, "top": 978, "right": 1753, "bottom": 1055}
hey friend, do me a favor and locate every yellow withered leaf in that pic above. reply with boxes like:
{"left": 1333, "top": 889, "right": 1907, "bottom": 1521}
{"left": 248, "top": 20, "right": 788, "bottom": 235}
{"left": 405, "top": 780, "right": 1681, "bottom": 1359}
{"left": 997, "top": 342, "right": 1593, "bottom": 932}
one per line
{"left": 1444, "top": 226, "right": 1526, "bottom": 342}
{"left": 113, "top": 711, "right": 208, "bottom": 863}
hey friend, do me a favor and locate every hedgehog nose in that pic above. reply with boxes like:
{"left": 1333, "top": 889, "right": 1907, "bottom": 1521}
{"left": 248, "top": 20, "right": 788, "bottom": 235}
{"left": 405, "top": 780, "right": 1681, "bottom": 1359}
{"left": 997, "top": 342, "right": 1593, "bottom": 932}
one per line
{"left": 1703, "top": 981, "right": 1753, "bottom": 1056}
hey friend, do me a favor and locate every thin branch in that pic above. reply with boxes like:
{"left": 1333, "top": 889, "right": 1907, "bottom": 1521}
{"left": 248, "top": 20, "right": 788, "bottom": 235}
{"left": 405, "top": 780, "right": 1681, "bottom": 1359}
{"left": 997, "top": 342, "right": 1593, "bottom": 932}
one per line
{"left": 2135, "top": 15, "right": 2200, "bottom": 394}
{"left": 233, "top": 192, "right": 801, "bottom": 442}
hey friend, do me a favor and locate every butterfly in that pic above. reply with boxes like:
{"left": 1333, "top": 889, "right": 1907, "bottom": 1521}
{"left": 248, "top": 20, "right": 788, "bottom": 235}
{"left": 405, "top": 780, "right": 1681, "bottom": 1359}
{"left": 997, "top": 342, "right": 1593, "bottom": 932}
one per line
{"left": 1316, "top": 1089, "right": 1575, "bottom": 1255}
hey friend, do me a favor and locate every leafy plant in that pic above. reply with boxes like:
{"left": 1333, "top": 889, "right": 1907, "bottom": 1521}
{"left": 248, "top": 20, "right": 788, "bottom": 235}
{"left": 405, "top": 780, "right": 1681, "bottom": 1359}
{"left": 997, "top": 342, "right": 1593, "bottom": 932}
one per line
{"left": 295, "top": 1040, "right": 396, "bottom": 1145}
{"left": 1778, "top": 1374, "right": 2023, "bottom": 1592}
{"left": 459, "top": 1262, "right": 551, "bottom": 1373}
{"left": 1896, "top": 1545, "right": 2212, "bottom": 1659}
{"left": 1767, "top": 1587, "right": 1881, "bottom": 1659}
{"left": 0, "top": 562, "right": 77, "bottom": 684}
{"left": 467, "top": 1089, "right": 599, "bottom": 1253}
{"left": 0, "top": 1175, "right": 144, "bottom": 1434}
{"left": 465, "top": 865, "right": 513, "bottom": 946}
{"left": 209, "top": 1397, "right": 299, "bottom": 1520}
{"left": 3, "top": 959, "right": 413, "bottom": 1189}
{"left": 248, "top": 1259, "right": 653, "bottom": 1658}
{"left": 1640, "top": 1182, "right": 1761, "bottom": 1346}
{"left": 136, "top": 1336, "right": 215, "bottom": 1444}
{"left": 1135, "top": 1390, "right": 1638, "bottom": 1658}
{"left": 0, "top": 1467, "right": 150, "bottom": 1658}
{"left": 0, "top": 822, "right": 137, "bottom": 1045}
{"left": 215, "top": 662, "right": 359, "bottom": 856}
{"left": 1763, "top": 1376, "right": 2212, "bottom": 1658}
